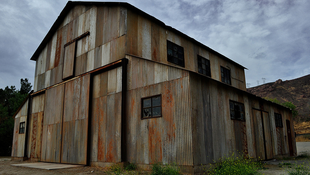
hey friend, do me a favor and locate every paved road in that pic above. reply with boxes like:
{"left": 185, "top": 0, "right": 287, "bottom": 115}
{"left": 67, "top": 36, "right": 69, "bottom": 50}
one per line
{"left": 296, "top": 142, "right": 310, "bottom": 155}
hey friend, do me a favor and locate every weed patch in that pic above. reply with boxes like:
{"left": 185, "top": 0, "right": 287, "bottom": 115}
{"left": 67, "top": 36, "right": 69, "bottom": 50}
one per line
{"left": 205, "top": 153, "right": 262, "bottom": 175}
{"left": 151, "top": 163, "right": 180, "bottom": 175}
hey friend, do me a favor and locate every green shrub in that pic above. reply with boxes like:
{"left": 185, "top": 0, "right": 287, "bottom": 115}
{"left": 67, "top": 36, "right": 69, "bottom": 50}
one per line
{"left": 287, "top": 164, "right": 310, "bottom": 175}
{"left": 205, "top": 153, "right": 262, "bottom": 175}
{"left": 125, "top": 163, "right": 137, "bottom": 171}
{"left": 110, "top": 164, "right": 122, "bottom": 175}
{"left": 151, "top": 163, "right": 180, "bottom": 175}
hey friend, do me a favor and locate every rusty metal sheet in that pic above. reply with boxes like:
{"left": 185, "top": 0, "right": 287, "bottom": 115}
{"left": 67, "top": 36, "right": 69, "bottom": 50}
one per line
{"left": 110, "top": 35, "right": 126, "bottom": 62}
{"left": 159, "top": 27, "right": 167, "bottom": 64}
{"left": 97, "top": 96, "right": 107, "bottom": 161}
{"left": 41, "top": 84, "right": 64, "bottom": 163}
{"left": 75, "top": 53, "right": 87, "bottom": 76}
{"left": 190, "top": 76, "right": 213, "bottom": 165}
{"left": 90, "top": 98, "right": 99, "bottom": 162}
{"left": 55, "top": 29, "right": 62, "bottom": 68}
{"left": 94, "top": 46, "right": 102, "bottom": 69}
{"left": 143, "top": 61, "right": 154, "bottom": 86}
{"left": 151, "top": 23, "right": 160, "bottom": 62}
{"left": 253, "top": 109, "right": 265, "bottom": 160}
{"left": 130, "top": 58, "right": 143, "bottom": 90}
{"left": 95, "top": 6, "right": 104, "bottom": 48}
{"left": 45, "top": 40, "right": 52, "bottom": 71}
{"left": 62, "top": 42, "right": 76, "bottom": 79}
{"left": 263, "top": 112, "right": 274, "bottom": 159}
{"left": 11, "top": 115, "right": 20, "bottom": 157}
{"left": 126, "top": 9, "right": 138, "bottom": 56}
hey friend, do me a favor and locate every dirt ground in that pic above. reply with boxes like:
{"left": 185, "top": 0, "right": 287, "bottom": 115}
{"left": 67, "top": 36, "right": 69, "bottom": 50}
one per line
{"left": 1, "top": 142, "right": 310, "bottom": 175}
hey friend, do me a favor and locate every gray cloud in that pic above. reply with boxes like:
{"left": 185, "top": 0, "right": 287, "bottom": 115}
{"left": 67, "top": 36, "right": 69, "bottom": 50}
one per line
{"left": 1, "top": 0, "right": 309, "bottom": 89}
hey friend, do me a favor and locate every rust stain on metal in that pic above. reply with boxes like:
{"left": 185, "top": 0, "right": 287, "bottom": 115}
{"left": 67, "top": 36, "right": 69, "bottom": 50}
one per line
{"left": 55, "top": 28, "right": 63, "bottom": 67}
{"left": 106, "top": 139, "right": 114, "bottom": 162}
{"left": 148, "top": 120, "right": 162, "bottom": 163}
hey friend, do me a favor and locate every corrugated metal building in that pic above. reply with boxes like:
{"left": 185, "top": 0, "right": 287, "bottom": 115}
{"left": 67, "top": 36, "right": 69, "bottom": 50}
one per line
{"left": 11, "top": 1, "right": 296, "bottom": 173}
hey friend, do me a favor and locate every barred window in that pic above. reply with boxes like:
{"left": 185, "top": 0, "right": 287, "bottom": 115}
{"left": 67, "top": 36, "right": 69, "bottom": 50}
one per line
{"left": 275, "top": 113, "right": 283, "bottom": 128}
{"left": 198, "top": 55, "right": 211, "bottom": 77}
{"left": 221, "top": 66, "right": 231, "bottom": 85}
{"left": 230, "top": 100, "right": 245, "bottom": 121}
{"left": 142, "top": 95, "right": 162, "bottom": 119}
{"left": 19, "top": 122, "right": 25, "bottom": 134}
{"left": 167, "top": 40, "right": 185, "bottom": 67}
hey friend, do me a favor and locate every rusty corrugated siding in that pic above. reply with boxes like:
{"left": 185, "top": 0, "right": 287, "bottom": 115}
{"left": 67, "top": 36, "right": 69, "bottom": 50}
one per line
{"left": 126, "top": 56, "right": 192, "bottom": 165}
{"left": 90, "top": 70, "right": 122, "bottom": 163}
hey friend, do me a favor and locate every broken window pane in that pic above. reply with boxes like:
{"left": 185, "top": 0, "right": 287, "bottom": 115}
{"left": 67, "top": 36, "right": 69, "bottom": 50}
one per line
{"left": 230, "top": 100, "right": 245, "bottom": 121}
{"left": 197, "top": 55, "right": 211, "bottom": 77}
{"left": 142, "top": 95, "right": 162, "bottom": 119}
{"left": 167, "top": 40, "right": 185, "bottom": 67}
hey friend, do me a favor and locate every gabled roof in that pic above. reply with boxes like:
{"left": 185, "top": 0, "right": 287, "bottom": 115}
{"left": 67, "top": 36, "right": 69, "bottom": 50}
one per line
{"left": 30, "top": 1, "right": 247, "bottom": 69}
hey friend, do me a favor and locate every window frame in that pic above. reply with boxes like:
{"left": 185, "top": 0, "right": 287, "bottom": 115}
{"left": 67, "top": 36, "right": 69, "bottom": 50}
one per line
{"left": 221, "top": 66, "right": 231, "bottom": 85}
{"left": 167, "top": 40, "right": 185, "bottom": 67}
{"left": 275, "top": 113, "right": 283, "bottom": 128}
{"left": 197, "top": 55, "right": 211, "bottom": 77}
{"left": 229, "top": 100, "right": 245, "bottom": 121}
{"left": 19, "top": 122, "right": 25, "bottom": 134}
{"left": 141, "top": 95, "right": 162, "bottom": 119}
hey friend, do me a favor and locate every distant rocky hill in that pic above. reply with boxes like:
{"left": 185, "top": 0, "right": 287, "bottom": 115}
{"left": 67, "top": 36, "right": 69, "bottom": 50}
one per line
{"left": 247, "top": 74, "right": 310, "bottom": 122}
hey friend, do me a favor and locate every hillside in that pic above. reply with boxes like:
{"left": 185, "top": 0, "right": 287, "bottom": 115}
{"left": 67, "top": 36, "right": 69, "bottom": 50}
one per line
{"left": 247, "top": 74, "right": 310, "bottom": 122}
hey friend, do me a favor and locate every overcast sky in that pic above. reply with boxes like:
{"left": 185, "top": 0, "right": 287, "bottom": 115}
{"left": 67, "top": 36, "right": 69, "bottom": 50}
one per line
{"left": 1, "top": 0, "right": 310, "bottom": 90}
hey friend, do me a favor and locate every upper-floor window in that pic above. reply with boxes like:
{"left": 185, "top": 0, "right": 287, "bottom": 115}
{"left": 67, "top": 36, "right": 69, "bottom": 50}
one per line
{"left": 221, "top": 66, "right": 231, "bottom": 85}
{"left": 167, "top": 40, "right": 184, "bottom": 67}
{"left": 142, "top": 95, "right": 162, "bottom": 119}
{"left": 275, "top": 113, "right": 283, "bottom": 128}
{"left": 19, "top": 122, "right": 25, "bottom": 134}
{"left": 230, "top": 100, "right": 245, "bottom": 121}
{"left": 197, "top": 55, "right": 211, "bottom": 77}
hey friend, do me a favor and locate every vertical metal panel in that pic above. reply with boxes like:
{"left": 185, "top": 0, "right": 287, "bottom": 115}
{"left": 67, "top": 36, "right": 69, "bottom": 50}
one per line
{"left": 142, "top": 61, "right": 154, "bottom": 86}
{"left": 253, "top": 109, "right": 265, "bottom": 160}
{"left": 190, "top": 75, "right": 213, "bottom": 165}
{"left": 263, "top": 112, "right": 274, "bottom": 159}
{"left": 116, "top": 67, "right": 122, "bottom": 93}
{"left": 78, "top": 12, "right": 85, "bottom": 37}
{"left": 138, "top": 16, "right": 151, "bottom": 60}
{"left": 88, "top": 7, "right": 97, "bottom": 51}
{"left": 62, "top": 42, "right": 76, "bottom": 79}
{"left": 62, "top": 74, "right": 90, "bottom": 164}
{"left": 42, "top": 84, "right": 64, "bottom": 163}
{"left": 45, "top": 70, "right": 51, "bottom": 88}
{"left": 50, "top": 33, "right": 57, "bottom": 70}
{"left": 45, "top": 40, "right": 52, "bottom": 71}
{"left": 244, "top": 95, "right": 256, "bottom": 158}
{"left": 159, "top": 27, "right": 167, "bottom": 64}
{"left": 91, "top": 71, "right": 122, "bottom": 163}
{"left": 151, "top": 23, "right": 160, "bottom": 62}
{"left": 38, "top": 73, "right": 46, "bottom": 90}
{"left": 107, "top": 68, "right": 117, "bottom": 94}
{"left": 126, "top": 9, "right": 138, "bottom": 55}
{"left": 119, "top": 7, "right": 127, "bottom": 36}
{"left": 101, "top": 42, "right": 110, "bottom": 66}
{"left": 87, "top": 49, "right": 95, "bottom": 72}
{"left": 75, "top": 53, "right": 87, "bottom": 76}
{"left": 55, "top": 28, "right": 63, "bottom": 68}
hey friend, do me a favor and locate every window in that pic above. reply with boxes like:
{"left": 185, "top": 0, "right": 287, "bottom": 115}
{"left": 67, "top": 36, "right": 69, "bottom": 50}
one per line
{"left": 142, "top": 95, "right": 162, "bottom": 119}
{"left": 167, "top": 40, "right": 185, "bottom": 67}
{"left": 230, "top": 100, "right": 245, "bottom": 121}
{"left": 221, "top": 66, "right": 231, "bottom": 85}
{"left": 197, "top": 55, "right": 211, "bottom": 77}
{"left": 19, "top": 122, "right": 25, "bottom": 134}
{"left": 275, "top": 113, "right": 283, "bottom": 128}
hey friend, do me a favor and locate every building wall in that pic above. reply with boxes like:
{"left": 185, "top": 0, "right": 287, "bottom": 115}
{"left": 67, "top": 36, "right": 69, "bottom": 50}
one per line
{"left": 126, "top": 9, "right": 246, "bottom": 90}
{"left": 190, "top": 73, "right": 296, "bottom": 165}
{"left": 11, "top": 100, "right": 28, "bottom": 158}
{"left": 33, "top": 5, "right": 127, "bottom": 92}
{"left": 125, "top": 55, "right": 193, "bottom": 166}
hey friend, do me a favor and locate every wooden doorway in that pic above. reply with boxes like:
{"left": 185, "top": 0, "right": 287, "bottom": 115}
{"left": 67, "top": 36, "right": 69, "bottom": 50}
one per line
{"left": 253, "top": 109, "right": 274, "bottom": 160}
{"left": 286, "top": 120, "right": 294, "bottom": 156}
